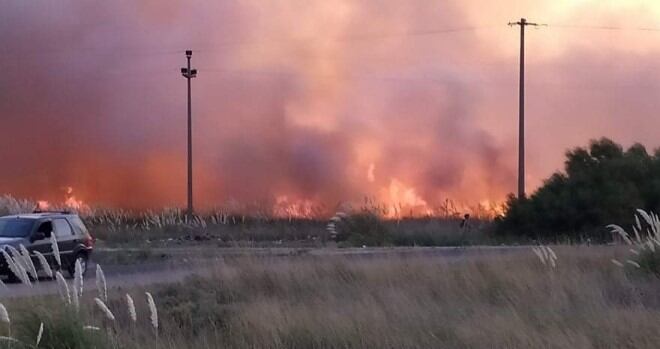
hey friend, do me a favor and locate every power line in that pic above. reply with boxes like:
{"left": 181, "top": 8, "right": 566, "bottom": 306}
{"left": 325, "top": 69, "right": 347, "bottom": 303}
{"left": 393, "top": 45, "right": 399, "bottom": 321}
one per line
{"left": 547, "top": 24, "right": 660, "bottom": 32}
{"left": 0, "top": 47, "right": 184, "bottom": 58}
{"left": 4, "top": 22, "right": 660, "bottom": 59}
{"left": 4, "top": 23, "right": 660, "bottom": 59}
{"left": 190, "top": 26, "right": 498, "bottom": 55}
{"left": 308, "top": 26, "right": 492, "bottom": 41}
{"left": 201, "top": 26, "right": 490, "bottom": 48}
{"left": 6, "top": 21, "right": 660, "bottom": 88}
{"left": 0, "top": 26, "right": 495, "bottom": 58}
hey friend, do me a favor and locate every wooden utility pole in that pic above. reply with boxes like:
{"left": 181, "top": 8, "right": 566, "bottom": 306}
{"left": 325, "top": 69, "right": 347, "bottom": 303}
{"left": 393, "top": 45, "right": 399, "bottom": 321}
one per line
{"left": 508, "top": 18, "right": 539, "bottom": 199}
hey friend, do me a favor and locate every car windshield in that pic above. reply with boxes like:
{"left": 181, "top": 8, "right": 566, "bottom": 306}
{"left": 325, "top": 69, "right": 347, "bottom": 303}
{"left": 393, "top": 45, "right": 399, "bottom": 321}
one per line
{"left": 0, "top": 218, "right": 34, "bottom": 238}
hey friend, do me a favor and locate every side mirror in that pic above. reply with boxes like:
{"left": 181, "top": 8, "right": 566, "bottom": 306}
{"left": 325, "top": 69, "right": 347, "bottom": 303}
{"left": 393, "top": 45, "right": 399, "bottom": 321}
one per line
{"left": 31, "top": 232, "right": 46, "bottom": 242}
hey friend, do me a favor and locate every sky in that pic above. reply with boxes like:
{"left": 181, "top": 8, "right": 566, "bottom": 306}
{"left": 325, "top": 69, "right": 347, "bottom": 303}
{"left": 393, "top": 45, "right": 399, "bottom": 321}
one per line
{"left": 1, "top": 0, "right": 660, "bottom": 213}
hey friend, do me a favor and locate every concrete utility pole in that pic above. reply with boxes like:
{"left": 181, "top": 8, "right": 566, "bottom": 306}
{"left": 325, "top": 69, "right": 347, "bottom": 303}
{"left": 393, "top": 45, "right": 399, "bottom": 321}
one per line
{"left": 508, "top": 18, "right": 539, "bottom": 199}
{"left": 181, "top": 50, "right": 197, "bottom": 217}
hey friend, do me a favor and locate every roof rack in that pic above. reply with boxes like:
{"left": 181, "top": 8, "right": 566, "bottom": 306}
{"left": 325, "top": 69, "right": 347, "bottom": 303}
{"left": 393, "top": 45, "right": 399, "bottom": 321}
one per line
{"left": 32, "top": 208, "right": 72, "bottom": 214}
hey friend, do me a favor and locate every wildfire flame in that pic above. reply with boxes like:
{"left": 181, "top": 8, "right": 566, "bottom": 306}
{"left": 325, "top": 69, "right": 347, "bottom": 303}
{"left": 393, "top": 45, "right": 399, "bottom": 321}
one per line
{"left": 273, "top": 195, "right": 319, "bottom": 219}
{"left": 269, "top": 180, "right": 505, "bottom": 220}
{"left": 63, "top": 186, "right": 86, "bottom": 210}
{"left": 36, "top": 200, "right": 50, "bottom": 211}
{"left": 36, "top": 186, "right": 90, "bottom": 213}
{"left": 32, "top": 186, "right": 503, "bottom": 220}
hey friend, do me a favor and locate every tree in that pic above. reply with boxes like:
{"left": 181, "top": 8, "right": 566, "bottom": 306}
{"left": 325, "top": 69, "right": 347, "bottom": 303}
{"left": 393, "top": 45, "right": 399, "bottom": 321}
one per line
{"left": 496, "top": 138, "right": 660, "bottom": 241}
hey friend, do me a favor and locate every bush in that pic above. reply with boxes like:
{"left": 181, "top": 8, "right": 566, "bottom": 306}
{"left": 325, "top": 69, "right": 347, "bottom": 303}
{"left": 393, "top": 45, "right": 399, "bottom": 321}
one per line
{"left": 333, "top": 212, "right": 391, "bottom": 247}
{"left": 497, "top": 138, "right": 660, "bottom": 241}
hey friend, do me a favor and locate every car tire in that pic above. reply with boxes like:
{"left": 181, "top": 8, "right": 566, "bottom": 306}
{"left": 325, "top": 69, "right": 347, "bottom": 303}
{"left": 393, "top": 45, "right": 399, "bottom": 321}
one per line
{"left": 6, "top": 272, "right": 19, "bottom": 284}
{"left": 68, "top": 253, "right": 88, "bottom": 278}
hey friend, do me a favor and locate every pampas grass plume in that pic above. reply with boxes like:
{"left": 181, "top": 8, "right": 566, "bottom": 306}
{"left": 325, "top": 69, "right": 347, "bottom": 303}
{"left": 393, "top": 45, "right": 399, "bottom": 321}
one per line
{"left": 126, "top": 294, "right": 137, "bottom": 323}
{"left": 74, "top": 258, "right": 84, "bottom": 297}
{"left": 36, "top": 322, "right": 43, "bottom": 346}
{"left": 146, "top": 292, "right": 158, "bottom": 331}
{"left": 55, "top": 271, "right": 70, "bottom": 305}
{"left": 19, "top": 244, "right": 38, "bottom": 281}
{"left": 94, "top": 298, "right": 115, "bottom": 321}
{"left": 50, "top": 234, "right": 61, "bottom": 267}
{"left": 33, "top": 251, "right": 53, "bottom": 279}
{"left": 96, "top": 264, "right": 107, "bottom": 302}
{"left": 0, "top": 303, "right": 9, "bottom": 324}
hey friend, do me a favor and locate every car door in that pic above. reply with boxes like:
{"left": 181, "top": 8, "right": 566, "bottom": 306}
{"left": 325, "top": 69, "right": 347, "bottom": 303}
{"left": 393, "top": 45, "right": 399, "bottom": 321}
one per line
{"left": 52, "top": 218, "right": 76, "bottom": 266}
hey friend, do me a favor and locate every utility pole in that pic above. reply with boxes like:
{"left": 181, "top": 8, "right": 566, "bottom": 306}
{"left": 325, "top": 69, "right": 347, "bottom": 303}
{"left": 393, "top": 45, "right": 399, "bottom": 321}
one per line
{"left": 508, "top": 18, "right": 539, "bottom": 199}
{"left": 181, "top": 50, "right": 197, "bottom": 217}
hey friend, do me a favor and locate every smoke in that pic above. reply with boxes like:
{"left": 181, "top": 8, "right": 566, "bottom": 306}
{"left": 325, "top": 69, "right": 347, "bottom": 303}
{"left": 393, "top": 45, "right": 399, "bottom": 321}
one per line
{"left": 1, "top": 1, "right": 659, "bottom": 211}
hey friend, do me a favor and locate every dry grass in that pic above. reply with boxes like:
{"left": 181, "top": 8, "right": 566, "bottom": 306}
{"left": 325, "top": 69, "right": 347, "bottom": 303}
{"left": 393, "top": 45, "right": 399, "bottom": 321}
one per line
{"left": 3, "top": 245, "right": 660, "bottom": 348}
{"left": 88, "top": 246, "right": 660, "bottom": 348}
{"left": 87, "top": 214, "right": 496, "bottom": 248}
{"left": 0, "top": 194, "right": 497, "bottom": 247}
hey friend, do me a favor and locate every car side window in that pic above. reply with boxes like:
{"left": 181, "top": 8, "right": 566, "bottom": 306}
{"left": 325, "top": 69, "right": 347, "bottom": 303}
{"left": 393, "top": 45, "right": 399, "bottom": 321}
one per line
{"left": 36, "top": 221, "right": 53, "bottom": 240}
{"left": 53, "top": 219, "right": 74, "bottom": 238}
{"left": 68, "top": 217, "right": 89, "bottom": 236}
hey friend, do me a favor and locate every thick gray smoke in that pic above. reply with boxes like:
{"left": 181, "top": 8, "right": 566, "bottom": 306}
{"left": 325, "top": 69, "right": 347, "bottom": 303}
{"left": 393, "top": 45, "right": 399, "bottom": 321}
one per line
{"left": 1, "top": 1, "right": 659, "bottom": 212}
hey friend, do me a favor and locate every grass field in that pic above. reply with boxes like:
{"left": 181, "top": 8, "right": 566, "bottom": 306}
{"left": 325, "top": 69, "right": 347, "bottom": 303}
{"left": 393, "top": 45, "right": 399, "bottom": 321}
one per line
{"left": 3, "top": 245, "right": 660, "bottom": 349}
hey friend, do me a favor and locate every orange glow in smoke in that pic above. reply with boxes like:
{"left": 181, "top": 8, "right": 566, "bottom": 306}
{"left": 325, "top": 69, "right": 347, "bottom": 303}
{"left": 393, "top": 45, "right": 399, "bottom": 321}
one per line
{"left": 380, "top": 178, "right": 431, "bottom": 218}
{"left": 479, "top": 199, "right": 506, "bottom": 217}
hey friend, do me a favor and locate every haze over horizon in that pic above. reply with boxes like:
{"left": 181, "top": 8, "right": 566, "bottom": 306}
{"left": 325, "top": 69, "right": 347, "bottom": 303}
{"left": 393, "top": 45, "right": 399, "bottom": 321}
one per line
{"left": 2, "top": 0, "right": 660, "bottom": 211}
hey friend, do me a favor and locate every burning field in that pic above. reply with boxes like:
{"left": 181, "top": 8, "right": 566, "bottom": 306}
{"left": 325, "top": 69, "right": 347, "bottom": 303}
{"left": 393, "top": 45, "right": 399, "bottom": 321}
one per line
{"left": 0, "top": 191, "right": 497, "bottom": 248}
{"left": 8, "top": 183, "right": 504, "bottom": 221}
{"left": 2, "top": 1, "right": 660, "bottom": 349}
{"left": 1, "top": 1, "right": 536, "bottom": 213}
{"left": 2, "top": 1, "right": 660, "bottom": 216}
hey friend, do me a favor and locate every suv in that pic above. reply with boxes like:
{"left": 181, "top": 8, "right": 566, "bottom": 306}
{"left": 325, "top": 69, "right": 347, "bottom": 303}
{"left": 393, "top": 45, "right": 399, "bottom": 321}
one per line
{"left": 0, "top": 212, "right": 95, "bottom": 280}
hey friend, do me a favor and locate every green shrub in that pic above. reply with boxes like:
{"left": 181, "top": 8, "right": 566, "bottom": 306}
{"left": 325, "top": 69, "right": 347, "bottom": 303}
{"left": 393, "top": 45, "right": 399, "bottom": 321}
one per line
{"left": 497, "top": 138, "right": 660, "bottom": 240}
{"left": 334, "top": 212, "right": 391, "bottom": 247}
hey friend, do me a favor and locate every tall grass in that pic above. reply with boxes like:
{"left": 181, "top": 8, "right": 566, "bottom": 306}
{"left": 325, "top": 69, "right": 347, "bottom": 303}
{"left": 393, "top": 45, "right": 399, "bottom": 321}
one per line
{"left": 4, "top": 245, "right": 660, "bottom": 348}
{"left": 85, "top": 212, "right": 494, "bottom": 247}
{"left": 0, "top": 195, "right": 496, "bottom": 247}
{"left": 117, "top": 248, "right": 660, "bottom": 348}
{"left": 0, "top": 256, "right": 158, "bottom": 348}
{"left": 608, "top": 209, "right": 660, "bottom": 275}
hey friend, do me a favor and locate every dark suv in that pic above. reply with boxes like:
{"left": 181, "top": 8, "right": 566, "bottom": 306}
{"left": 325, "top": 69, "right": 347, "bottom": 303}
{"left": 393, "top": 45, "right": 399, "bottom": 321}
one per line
{"left": 0, "top": 212, "right": 95, "bottom": 279}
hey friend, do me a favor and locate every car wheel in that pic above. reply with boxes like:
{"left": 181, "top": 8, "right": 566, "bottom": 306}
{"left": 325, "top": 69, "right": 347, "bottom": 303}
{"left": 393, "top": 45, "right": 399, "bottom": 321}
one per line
{"left": 6, "top": 272, "right": 19, "bottom": 284}
{"left": 68, "top": 253, "right": 88, "bottom": 278}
